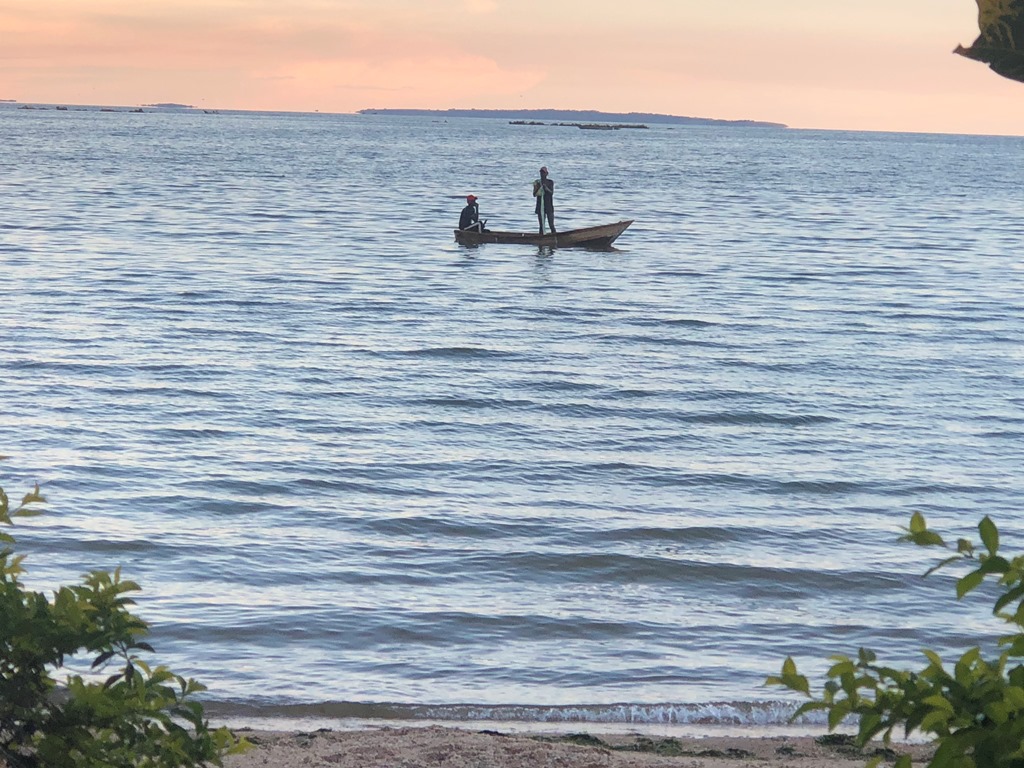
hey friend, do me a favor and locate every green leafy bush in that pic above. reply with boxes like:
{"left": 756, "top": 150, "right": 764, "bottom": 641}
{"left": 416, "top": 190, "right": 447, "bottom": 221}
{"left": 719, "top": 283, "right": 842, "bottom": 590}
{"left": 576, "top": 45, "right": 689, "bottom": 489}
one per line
{"left": 0, "top": 480, "right": 246, "bottom": 767}
{"left": 768, "top": 513, "right": 1024, "bottom": 768}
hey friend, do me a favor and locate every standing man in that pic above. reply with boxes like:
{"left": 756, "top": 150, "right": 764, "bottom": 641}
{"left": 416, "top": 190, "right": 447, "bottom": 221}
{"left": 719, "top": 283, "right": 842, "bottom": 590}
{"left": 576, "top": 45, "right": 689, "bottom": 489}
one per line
{"left": 533, "top": 166, "right": 555, "bottom": 234}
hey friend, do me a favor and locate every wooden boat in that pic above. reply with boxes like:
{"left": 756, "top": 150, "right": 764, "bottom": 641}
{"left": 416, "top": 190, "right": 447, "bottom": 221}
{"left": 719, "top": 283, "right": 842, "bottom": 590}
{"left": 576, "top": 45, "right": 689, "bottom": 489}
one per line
{"left": 454, "top": 220, "right": 633, "bottom": 248}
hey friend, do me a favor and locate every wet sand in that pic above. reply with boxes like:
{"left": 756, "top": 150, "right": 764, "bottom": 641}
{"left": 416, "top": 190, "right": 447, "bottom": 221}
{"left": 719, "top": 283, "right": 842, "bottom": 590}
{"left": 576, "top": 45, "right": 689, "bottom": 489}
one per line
{"left": 223, "top": 726, "right": 932, "bottom": 768}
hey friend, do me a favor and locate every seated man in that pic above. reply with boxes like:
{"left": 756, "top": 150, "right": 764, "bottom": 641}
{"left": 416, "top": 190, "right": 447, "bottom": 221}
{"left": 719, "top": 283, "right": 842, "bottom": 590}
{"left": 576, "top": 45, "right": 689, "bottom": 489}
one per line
{"left": 459, "top": 194, "right": 484, "bottom": 232}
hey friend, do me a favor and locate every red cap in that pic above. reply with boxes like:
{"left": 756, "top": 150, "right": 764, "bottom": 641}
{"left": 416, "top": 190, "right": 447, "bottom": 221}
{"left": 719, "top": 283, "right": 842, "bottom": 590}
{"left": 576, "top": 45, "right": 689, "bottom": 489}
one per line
{"left": 466, "top": 194, "right": 477, "bottom": 202}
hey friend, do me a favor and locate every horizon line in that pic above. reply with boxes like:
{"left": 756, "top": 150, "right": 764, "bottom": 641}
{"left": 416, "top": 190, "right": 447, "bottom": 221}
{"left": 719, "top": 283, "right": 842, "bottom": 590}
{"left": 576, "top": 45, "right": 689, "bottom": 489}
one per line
{"left": 3, "top": 100, "right": 1022, "bottom": 139}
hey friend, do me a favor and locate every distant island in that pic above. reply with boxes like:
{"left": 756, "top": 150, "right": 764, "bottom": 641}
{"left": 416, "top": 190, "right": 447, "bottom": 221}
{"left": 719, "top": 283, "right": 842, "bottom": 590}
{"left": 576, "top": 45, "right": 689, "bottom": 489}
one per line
{"left": 358, "top": 108, "right": 786, "bottom": 129}
{"left": 508, "top": 120, "right": 652, "bottom": 131}
{"left": 142, "top": 102, "right": 195, "bottom": 109}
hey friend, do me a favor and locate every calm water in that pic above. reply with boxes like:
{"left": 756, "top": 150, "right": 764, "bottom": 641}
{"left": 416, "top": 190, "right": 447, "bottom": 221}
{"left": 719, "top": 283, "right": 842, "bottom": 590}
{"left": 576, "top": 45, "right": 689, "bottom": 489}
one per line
{"left": 1, "top": 104, "right": 1023, "bottom": 727}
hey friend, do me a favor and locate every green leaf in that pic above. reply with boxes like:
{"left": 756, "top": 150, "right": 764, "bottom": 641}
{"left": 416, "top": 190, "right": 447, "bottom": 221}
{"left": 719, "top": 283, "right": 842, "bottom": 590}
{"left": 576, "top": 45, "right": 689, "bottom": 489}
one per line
{"left": 923, "top": 649, "right": 944, "bottom": 668}
{"left": 985, "top": 701, "right": 1012, "bottom": 724}
{"left": 91, "top": 650, "right": 117, "bottom": 669}
{"left": 978, "top": 555, "right": 1011, "bottom": 575}
{"left": 858, "top": 648, "right": 877, "bottom": 665}
{"left": 925, "top": 555, "right": 964, "bottom": 577}
{"left": 770, "top": 658, "right": 811, "bottom": 695}
{"left": 20, "top": 484, "right": 45, "bottom": 506}
{"left": 980, "top": 516, "right": 999, "bottom": 555}
{"left": 994, "top": 582, "right": 1024, "bottom": 614}
{"left": 957, "top": 569, "right": 986, "bottom": 599}
{"left": 930, "top": 732, "right": 966, "bottom": 768}
{"left": 791, "top": 701, "right": 828, "bottom": 721}
{"left": 859, "top": 712, "right": 884, "bottom": 742}
{"left": 920, "top": 709, "right": 951, "bottom": 733}
{"left": 828, "top": 701, "right": 850, "bottom": 730}
{"left": 828, "top": 660, "right": 855, "bottom": 677}
{"left": 923, "top": 694, "right": 955, "bottom": 714}
{"left": 909, "top": 512, "right": 927, "bottom": 534}
{"left": 1005, "top": 686, "right": 1024, "bottom": 708}
{"left": 906, "top": 531, "right": 945, "bottom": 547}
{"left": 784, "top": 673, "right": 810, "bottom": 695}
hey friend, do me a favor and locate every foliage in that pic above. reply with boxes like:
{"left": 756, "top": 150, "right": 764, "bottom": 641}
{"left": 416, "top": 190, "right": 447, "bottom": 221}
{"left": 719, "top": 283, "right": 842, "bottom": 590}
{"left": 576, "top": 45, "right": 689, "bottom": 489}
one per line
{"left": 956, "top": 0, "right": 1024, "bottom": 83}
{"left": 0, "top": 479, "right": 246, "bottom": 767}
{"left": 768, "top": 513, "right": 1024, "bottom": 768}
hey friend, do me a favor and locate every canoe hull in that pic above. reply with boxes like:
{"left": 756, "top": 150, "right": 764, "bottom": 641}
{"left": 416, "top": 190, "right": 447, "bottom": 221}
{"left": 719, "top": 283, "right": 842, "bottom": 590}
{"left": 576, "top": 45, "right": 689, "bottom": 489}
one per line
{"left": 454, "top": 220, "right": 633, "bottom": 248}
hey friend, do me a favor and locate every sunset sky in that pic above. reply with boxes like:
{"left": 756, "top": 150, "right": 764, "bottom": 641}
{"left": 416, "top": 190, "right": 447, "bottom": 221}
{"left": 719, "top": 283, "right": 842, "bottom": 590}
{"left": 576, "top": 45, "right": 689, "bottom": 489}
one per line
{"left": 1, "top": 0, "right": 1022, "bottom": 135}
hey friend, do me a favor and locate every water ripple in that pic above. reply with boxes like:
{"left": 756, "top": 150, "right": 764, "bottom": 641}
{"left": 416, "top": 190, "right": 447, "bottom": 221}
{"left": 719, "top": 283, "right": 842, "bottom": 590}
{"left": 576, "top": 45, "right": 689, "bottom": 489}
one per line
{"left": 2, "top": 109, "right": 1022, "bottom": 719}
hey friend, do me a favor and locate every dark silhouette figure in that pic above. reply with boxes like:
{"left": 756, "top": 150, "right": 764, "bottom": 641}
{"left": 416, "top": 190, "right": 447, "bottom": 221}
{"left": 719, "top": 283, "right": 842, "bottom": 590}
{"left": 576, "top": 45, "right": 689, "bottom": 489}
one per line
{"left": 533, "top": 167, "right": 554, "bottom": 234}
{"left": 459, "top": 194, "right": 482, "bottom": 232}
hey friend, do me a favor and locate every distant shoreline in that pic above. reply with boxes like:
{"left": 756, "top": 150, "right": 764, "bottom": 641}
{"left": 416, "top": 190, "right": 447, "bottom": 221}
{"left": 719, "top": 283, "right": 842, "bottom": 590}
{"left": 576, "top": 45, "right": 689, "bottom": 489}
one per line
{"left": 1, "top": 100, "right": 783, "bottom": 129}
{"left": 358, "top": 108, "right": 787, "bottom": 129}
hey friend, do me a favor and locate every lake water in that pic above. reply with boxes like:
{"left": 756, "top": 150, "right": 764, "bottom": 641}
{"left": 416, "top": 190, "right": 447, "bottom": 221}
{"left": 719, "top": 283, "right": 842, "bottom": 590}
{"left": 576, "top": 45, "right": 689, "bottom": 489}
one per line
{"left": 1, "top": 104, "right": 1022, "bottom": 729}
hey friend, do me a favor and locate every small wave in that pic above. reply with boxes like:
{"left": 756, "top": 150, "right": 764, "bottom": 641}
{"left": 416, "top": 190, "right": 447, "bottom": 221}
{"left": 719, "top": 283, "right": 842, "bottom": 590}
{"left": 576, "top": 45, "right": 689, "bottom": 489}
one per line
{"left": 352, "top": 515, "right": 553, "bottom": 541}
{"left": 771, "top": 479, "right": 867, "bottom": 494}
{"left": 150, "top": 427, "right": 234, "bottom": 440}
{"left": 651, "top": 270, "right": 708, "bottom": 279}
{"left": 426, "top": 550, "right": 897, "bottom": 589}
{"left": 390, "top": 346, "right": 517, "bottom": 360}
{"left": 718, "top": 360, "right": 815, "bottom": 373}
{"left": 676, "top": 412, "right": 837, "bottom": 426}
{"left": 578, "top": 332, "right": 724, "bottom": 348}
{"left": 608, "top": 388, "right": 665, "bottom": 399}
{"left": 520, "top": 380, "right": 603, "bottom": 394}
{"left": 514, "top": 462, "right": 866, "bottom": 497}
{"left": 529, "top": 401, "right": 834, "bottom": 427}
{"left": 979, "top": 431, "right": 1024, "bottom": 440}
{"left": 590, "top": 525, "right": 764, "bottom": 545}
{"left": 418, "top": 396, "right": 536, "bottom": 410}
{"left": 205, "top": 699, "right": 817, "bottom": 727}
{"left": 44, "top": 537, "right": 161, "bottom": 555}
{"left": 662, "top": 318, "right": 718, "bottom": 328}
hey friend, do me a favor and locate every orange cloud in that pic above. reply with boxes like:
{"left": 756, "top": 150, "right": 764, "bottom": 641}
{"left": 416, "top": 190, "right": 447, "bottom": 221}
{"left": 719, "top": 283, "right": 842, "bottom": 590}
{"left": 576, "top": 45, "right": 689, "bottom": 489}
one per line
{"left": 251, "top": 54, "right": 544, "bottom": 111}
{"left": 0, "top": 1, "right": 542, "bottom": 110}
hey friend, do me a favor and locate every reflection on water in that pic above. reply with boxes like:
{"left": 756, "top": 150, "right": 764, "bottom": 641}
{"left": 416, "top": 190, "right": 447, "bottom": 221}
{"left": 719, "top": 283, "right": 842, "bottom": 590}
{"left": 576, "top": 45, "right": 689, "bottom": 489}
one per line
{"left": 1, "top": 105, "right": 1022, "bottom": 719}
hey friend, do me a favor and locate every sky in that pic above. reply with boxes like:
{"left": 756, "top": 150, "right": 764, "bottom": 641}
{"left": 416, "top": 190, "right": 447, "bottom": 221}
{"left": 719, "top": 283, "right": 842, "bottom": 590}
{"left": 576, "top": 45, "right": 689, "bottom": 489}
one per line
{"left": 1, "top": 0, "right": 1022, "bottom": 135}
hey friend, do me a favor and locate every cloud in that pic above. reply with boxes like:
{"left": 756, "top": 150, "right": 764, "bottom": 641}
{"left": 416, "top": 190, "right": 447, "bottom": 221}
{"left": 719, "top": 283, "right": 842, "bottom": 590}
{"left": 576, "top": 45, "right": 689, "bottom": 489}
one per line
{"left": 0, "top": 0, "right": 546, "bottom": 111}
{"left": 1, "top": 1, "right": 1016, "bottom": 134}
{"left": 255, "top": 52, "right": 544, "bottom": 110}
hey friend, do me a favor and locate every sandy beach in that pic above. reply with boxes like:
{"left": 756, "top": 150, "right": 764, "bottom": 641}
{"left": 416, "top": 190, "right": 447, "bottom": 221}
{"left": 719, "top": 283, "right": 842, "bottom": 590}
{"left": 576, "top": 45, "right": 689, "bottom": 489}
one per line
{"left": 223, "top": 726, "right": 933, "bottom": 768}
